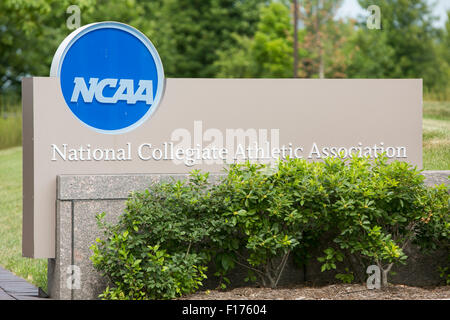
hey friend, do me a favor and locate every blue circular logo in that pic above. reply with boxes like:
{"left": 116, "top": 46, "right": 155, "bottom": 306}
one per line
{"left": 50, "top": 22, "right": 165, "bottom": 134}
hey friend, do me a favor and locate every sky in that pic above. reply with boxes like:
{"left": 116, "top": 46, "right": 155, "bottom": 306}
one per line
{"left": 336, "top": 0, "right": 450, "bottom": 28}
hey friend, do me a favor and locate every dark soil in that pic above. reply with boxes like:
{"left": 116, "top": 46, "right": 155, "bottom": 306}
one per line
{"left": 181, "top": 284, "right": 450, "bottom": 300}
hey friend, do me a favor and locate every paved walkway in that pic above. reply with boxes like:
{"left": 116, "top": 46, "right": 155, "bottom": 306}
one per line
{"left": 0, "top": 266, "right": 49, "bottom": 300}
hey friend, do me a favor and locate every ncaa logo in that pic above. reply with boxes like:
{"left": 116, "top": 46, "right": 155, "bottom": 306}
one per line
{"left": 50, "top": 22, "right": 165, "bottom": 134}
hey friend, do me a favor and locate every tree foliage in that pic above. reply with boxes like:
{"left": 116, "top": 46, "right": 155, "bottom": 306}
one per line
{"left": 1, "top": 0, "right": 449, "bottom": 96}
{"left": 297, "top": 0, "right": 346, "bottom": 78}
{"left": 0, "top": 0, "right": 266, "bottom": 92}
{"left": 351, "top": 0, "right": 450, "bottom": 93}
{"left": 215, "top": 1, "right": 300, "bottom": 78}
{"left": 0, "top": 0, "right": 94, "bottom": 91}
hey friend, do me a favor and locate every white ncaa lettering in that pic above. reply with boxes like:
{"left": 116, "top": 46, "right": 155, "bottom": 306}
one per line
{"left": 70, "top": 77, "right": 153, "bottom": 105}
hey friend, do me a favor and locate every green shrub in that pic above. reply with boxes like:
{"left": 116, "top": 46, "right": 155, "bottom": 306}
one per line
{"left": 335, "top": 268, "right": 355, "bottom": 284}
{"left": 213, "top": 160, "right": 326, "bottom": 288}
{"left": 90, "top": 155, "right": 449, "bottom": 299}
{"left": 438, "top": 265, "right": 450, "bottom": 285}
{"left": 92, "top": 243, "right": 206, "bottom": 300}
{"left": 217, "top": 156, "right": 448, "bottom": 287}
{"left": 310, "top": 156, "right": 449, "bottom": 286}
{"left": 90, "top": 171, "right": 223, "bottom": 299}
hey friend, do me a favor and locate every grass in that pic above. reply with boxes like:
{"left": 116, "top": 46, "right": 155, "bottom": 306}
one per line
{"left": 423, "top": 87, "right": 450, "bottom": 102}
{"left": 0, "top": 111, "right": 22, "bottom": 150}
{"left": 0, "top": 147, "right": 47, "bottom": 291}
{"left": 0, "top": 95, "right": 21, "bottom": 150}
{"left": 423, "top": 101, "right": 450, "bottom": 170}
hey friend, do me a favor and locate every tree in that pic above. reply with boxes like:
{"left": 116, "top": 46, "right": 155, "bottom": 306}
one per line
{"left": 0, "top": 0, "right": 266, "bottom": 94}
{"left": 349, "top": 0, "right": 449, "bottom": 93}
{"left": 434, "top": 10, "right": 450, "bottom": 99}
{"left": 251, "top": 1, "right": 296, "bottom": 77}
{"left": 298, "top": 0, "right": 345, "bottom": 78}
{"left": 134, "top": 0, "right": 266, "bottom": 78}
{"left": 214, "top": 34, "right": 256, "bottom": 78}
{"left": 321, "top": 17, "right": 356, "bottom": 78}
{"left": 293, "top": 0, "right": 299, "bottom": 77}
{"left": 442, "top": 11, "right": 450, "bottom": 64}
{"left": 215, "top": 1, "right": 305, "bottom": 78}
{"left": 0, "top": 0, "right": 94, "bottom": 92}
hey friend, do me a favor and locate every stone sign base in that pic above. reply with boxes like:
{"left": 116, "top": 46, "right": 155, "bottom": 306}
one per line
{"left": 48, "top": 171, "right": 449, "bottom": 300}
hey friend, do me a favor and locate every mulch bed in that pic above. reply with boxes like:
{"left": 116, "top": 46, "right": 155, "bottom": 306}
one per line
{"left": 181, "top": 284, "right": 450, "bottom": 300}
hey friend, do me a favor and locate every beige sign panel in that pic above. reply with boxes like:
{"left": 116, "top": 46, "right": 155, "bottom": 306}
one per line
{"left": 22, "top": 77, "right": 422, "bottom": 258}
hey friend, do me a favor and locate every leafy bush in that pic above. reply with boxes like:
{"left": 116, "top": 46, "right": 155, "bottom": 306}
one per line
{"left": 90, "top": 171, "right": 223, "bottom": 299}
{"left": 313, "top": 156, "right": 449, "bottom": 286}
{"left": 438, "top": 264, "right": 450, "bottom": 285}
{"left": 90, "top": 155, "right": 449, "bottom": 299}
{"left": 92, "top": 243, "right": 206, "bottom": 300}
{"left": 213, "top": 160, "right": 325, "bottom": 288}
